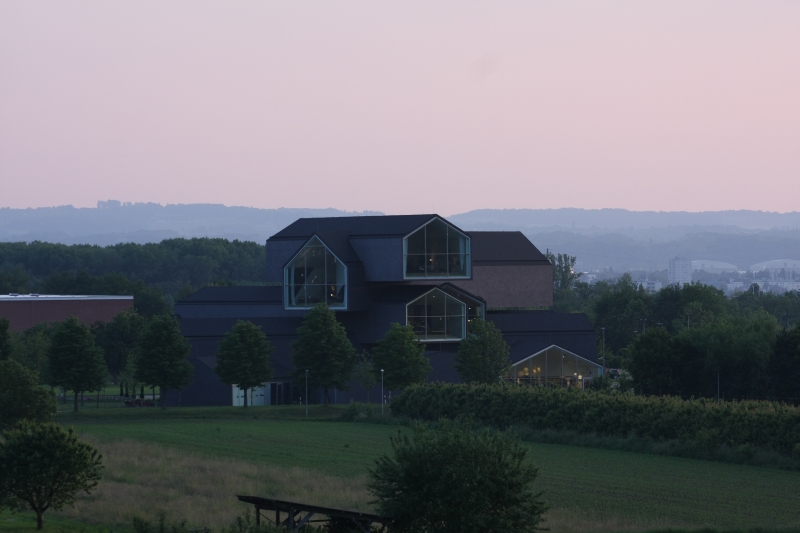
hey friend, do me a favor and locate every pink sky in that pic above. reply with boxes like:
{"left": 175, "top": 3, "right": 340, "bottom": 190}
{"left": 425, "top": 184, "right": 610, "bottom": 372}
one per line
{"left": 1, "top": 1, "right": 799, "bottom": 216}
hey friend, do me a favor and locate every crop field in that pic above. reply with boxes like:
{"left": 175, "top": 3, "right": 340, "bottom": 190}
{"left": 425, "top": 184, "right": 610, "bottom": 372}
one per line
{"left": 3, "top": 406, "right": 799, "bottom": 533}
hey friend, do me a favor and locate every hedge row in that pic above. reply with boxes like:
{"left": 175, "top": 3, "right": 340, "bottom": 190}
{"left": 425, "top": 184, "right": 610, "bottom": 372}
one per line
{"left": 390, "top": 384, "right": 800, "bottom": 454}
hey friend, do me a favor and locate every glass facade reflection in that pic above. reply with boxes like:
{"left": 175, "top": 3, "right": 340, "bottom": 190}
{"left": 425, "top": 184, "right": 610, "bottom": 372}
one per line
{"left": 503, "top": 346, "right": 603, "bottom": 388}
{"left": 285, "top": 236, "right": 347, "bottom": 308}
{"left": 406, "top": 288, "right": 466, "bottom": 341}
{"left": 404, "top": 218, "right": 470, "bottom": 278}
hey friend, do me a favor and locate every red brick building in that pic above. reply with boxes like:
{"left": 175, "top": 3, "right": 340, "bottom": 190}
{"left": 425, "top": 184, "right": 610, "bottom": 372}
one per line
{"left": 0, "top": 294, "right": 134, "bottom": 331}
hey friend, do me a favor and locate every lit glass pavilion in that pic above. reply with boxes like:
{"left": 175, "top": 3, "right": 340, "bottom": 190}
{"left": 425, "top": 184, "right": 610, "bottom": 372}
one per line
{"left": 504, "top": 345, "right": 603, "bottom": 389}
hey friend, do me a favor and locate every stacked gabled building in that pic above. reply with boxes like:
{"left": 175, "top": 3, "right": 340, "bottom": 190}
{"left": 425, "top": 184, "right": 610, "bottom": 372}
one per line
{"left": 171, "top": 215, "right": 600, "bottom": 406}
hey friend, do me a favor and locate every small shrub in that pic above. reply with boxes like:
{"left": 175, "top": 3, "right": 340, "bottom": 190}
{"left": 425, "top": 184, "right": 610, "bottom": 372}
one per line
{"left": 338, "top": 402, "right": 373, "bottom": 422}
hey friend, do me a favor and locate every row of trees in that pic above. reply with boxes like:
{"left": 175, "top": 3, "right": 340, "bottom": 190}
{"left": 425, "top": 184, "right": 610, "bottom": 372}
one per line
{"left": 546, "top": 255, "right": 800, "bottom": 400}
{"left": 0, "top": 356, "right": 104, "bottom": 530}
{"left": 214, "top": 304, "right": 514, "bottom": 407}
{"left": 0, "top": 312, "right": 192, "bottom": 412}
{"left": 0, "top": 238, "right": 267, "bottom": 290}
{"left": 4, "top": 300, "right": 514, "bottom": 414}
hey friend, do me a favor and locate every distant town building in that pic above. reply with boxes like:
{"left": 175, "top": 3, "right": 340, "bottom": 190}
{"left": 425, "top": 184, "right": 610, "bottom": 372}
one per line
{"left": 636, "top": 280, "right": 663, "bottom": 293}
{"left": 691, "top": 260, "right": 738, "bottom": 274}
{"left": 0, "top": 294, "right": 133, "bottom": 331}
{"left": 668, "top": 257, "right": 692, "bottom": 286}
{"left": 750, "top": 259, "right": 800, "bottom": 274}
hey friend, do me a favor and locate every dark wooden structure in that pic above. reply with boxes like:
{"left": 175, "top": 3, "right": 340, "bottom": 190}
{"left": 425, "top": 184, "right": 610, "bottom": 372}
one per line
{"left": 236, "top": 495, "right": 389, "bottom": 532}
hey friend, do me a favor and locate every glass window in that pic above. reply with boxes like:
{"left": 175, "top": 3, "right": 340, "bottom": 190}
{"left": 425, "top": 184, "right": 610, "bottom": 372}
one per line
{"left": 406, "top": 288, "right": 466, "bottom": 341}
{"left": 285, "top": 236, "right": 347, "bottom": 308}
{"left": 403, "top": 219, "right": 470, "bottom": 278}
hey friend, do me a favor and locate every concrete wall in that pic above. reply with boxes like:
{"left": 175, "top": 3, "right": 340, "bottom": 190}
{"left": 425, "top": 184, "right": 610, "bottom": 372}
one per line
{"left": 451, "top": 263, "right": 552, "bottom": 308}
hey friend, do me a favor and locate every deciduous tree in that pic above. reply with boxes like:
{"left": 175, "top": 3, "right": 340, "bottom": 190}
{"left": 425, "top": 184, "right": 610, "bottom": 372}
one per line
{"left": 0, "top": 360, "right": 57, "bottom": 430}
{"left": 368, "top": 420, "right": 547, "bottom": 533}
{"left": 215, "top": 320, "right": 274, "bottom": 408}
{"left": 0, "top": 422, "right": 103, "bottom": 530}
{"left": 371, "top": 324, "right": 430, "bottom": 391}
{"left": 291, "top": 303, "right": 355, "bottom": 405}
{"left": 455, "top": 319, "right": 510, "bottom": 384}
{"left": 47, "top": 317, "right": 107, "bottom": 413}
{"left": 0, "top": 318, "right": 11, "bottom": 361}
{"left": 135, "top": 315, "right": 192, "bottom": 409}
{"left": 93, "top": 309, "right": 146, "bottom": 383}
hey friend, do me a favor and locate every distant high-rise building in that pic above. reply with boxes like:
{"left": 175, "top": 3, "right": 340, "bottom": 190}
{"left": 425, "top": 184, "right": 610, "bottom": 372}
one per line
{"left": 669, "top": 257, "right": 692, "bottom": 286}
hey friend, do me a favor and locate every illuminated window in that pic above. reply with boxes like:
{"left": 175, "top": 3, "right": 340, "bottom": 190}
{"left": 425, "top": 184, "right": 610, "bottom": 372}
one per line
{"left": 404, "top": 218, "right": 470, "bottom": 278}
{"left": 284, "top": 236, "right": 346, "bottom": 308}
{"left": 406, "top": 288, "right": 466, "bottom": 341}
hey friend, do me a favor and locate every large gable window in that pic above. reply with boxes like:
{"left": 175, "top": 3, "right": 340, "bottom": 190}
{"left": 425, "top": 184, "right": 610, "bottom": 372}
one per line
{"left": 404, "top": 218, "right": 470, "bottom": 278}
{"left": 285, "top": 236, "right": 346, "bottom": 308}
{"left": 406, "top": 288, "right": 466, "bottom": 341}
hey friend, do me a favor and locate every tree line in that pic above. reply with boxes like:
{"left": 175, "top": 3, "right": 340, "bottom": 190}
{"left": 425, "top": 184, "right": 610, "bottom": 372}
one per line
{"left": 1, "top": 312, "right": 192, "bottom": 412}
{"left": 0, "top": 237, "right": 267, "bottom": 301}
{"left": 547, "top": 254, "right": 800, "bottom": 401}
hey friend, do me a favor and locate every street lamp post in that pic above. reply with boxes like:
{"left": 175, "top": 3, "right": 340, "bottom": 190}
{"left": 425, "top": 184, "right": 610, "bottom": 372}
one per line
{"left": 381, "top": 369, "right": 385, "bottom": 416}
{"left": 305, "top": 370, "right": 308, "bottom": 418}
{"left": 600, "top": 327, "right": 606, "bottom": 374}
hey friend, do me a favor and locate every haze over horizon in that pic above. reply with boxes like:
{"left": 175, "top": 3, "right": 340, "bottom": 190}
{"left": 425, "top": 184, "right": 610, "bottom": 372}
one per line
{"left": 2, "top": 1, "right": 799, "bottom": 216}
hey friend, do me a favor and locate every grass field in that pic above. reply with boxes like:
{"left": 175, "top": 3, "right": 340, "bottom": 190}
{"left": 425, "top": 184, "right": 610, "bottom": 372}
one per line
{"left": 4, "top": 406, "right": 799, "bottom": 532}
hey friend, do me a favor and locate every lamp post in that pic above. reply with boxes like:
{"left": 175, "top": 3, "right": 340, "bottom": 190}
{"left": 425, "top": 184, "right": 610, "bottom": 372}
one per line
{"left": 600, "top": 327, "right": 606, "bottom": 374}
{"left": 381, "top": 369, "right": 385, "bottom": 416}
{"left": 305, "top": 370, "right": 308, "bottom": 418}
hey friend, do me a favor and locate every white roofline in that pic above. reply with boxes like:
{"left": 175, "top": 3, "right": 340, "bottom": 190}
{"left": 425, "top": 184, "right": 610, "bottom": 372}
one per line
{"left": 510, "top": 344, "right": 601, "bottom": 368}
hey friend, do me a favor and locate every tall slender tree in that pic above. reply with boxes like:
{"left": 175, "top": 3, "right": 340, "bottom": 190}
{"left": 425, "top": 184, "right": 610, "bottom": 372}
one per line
{"left": 47, "top": 317, "right": 107, "bottom": 413}
{"left": 134, "top": 315, "right": 192, "bottom": 409}
{"left": 455, "top": 318, "right": 511, "bottom": 384}
{"left": 215, "top": 320, "right": 274, "bottom": 408}
{"left": 291, "top": 303, "right": 356, "bottom": 405}
{"left": 0, "top": 318, "right": 11, "bottom": 361}
{"left": 371, "top": 323, "right": 431, "bottom": 391}
{"left": 93, "top": 309, "right": 146, "bottom": 384}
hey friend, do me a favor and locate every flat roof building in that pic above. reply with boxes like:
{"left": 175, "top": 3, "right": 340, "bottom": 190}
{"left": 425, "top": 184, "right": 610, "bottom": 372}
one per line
{"left": 0, "top": 294, "right": 133, "bottom": 331}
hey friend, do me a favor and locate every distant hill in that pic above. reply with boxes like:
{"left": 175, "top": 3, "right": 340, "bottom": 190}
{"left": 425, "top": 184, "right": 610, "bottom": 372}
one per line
{"left": 0, "top": 203, "right": 382, "bottom": 246}
{"left": 2, "top": 203, "right": 799, "bottom": 272}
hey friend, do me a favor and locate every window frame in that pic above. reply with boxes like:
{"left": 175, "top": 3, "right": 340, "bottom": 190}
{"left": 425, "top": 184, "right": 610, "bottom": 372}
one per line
{"left": 402, "top": 217, "right": 471, "bottom": 280}
{"left": 283, "top": 235, "right": 348, "bottom": 310}
{"left": 405, "top": 287, "right": 467, "bottom": 342}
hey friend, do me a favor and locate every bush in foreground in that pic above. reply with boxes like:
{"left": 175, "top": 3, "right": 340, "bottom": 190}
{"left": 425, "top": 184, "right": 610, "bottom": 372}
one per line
{"left": 368, "top": 420, "right": 547, "bottom": 533}
{"left": 390, "top": 383, "right": 800, "bottom": 455}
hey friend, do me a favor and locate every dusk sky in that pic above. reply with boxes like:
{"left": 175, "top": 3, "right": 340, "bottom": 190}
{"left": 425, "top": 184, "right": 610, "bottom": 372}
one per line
{"left": 1, "top": 1, "right": 798, "bottom": 216}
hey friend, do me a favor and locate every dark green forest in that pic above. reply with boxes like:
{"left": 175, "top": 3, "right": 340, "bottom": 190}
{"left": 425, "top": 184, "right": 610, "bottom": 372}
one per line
{"left": 548, "top": 257, "right": 800, "bottom": 402}
{"left": 0, "top": 238, "right": 268, "bottom": 312}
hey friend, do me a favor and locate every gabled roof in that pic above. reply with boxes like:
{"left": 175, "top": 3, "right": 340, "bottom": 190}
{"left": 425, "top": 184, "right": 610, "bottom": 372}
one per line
{"left": 268, "top": 214, "right": 443, "bottom": 265}
{"left": 270, "top": 214, "right": 438, "bottom": 240}
{"left": 468, "top": 232, "right": 550, "bottom": 264}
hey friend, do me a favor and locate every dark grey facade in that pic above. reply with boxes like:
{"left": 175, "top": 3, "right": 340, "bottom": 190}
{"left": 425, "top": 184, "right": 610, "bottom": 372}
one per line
{"left": 170, "top": 214, "right": 597, "bottom": 406}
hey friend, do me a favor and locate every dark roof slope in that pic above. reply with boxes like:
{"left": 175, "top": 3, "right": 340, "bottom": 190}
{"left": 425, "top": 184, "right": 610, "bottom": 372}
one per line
{"left": 178, "top": 286, "right": 282, "bottom": 304}
{"left": 179, "top": 317, "right": 302, "bottom": 337}
{"left": 270, "top": 215, "right": 437, "bottom": 240}
{"left": 468, "top": 232, "right": 549, "bottom": 264}
{"left": 486, "top": 310, "right": 593, "bottom": 333}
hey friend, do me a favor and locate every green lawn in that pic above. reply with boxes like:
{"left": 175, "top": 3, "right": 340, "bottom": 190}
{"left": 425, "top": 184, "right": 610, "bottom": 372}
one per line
{"left": 55, "top": 406, "right": 800, "bottom": 531}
